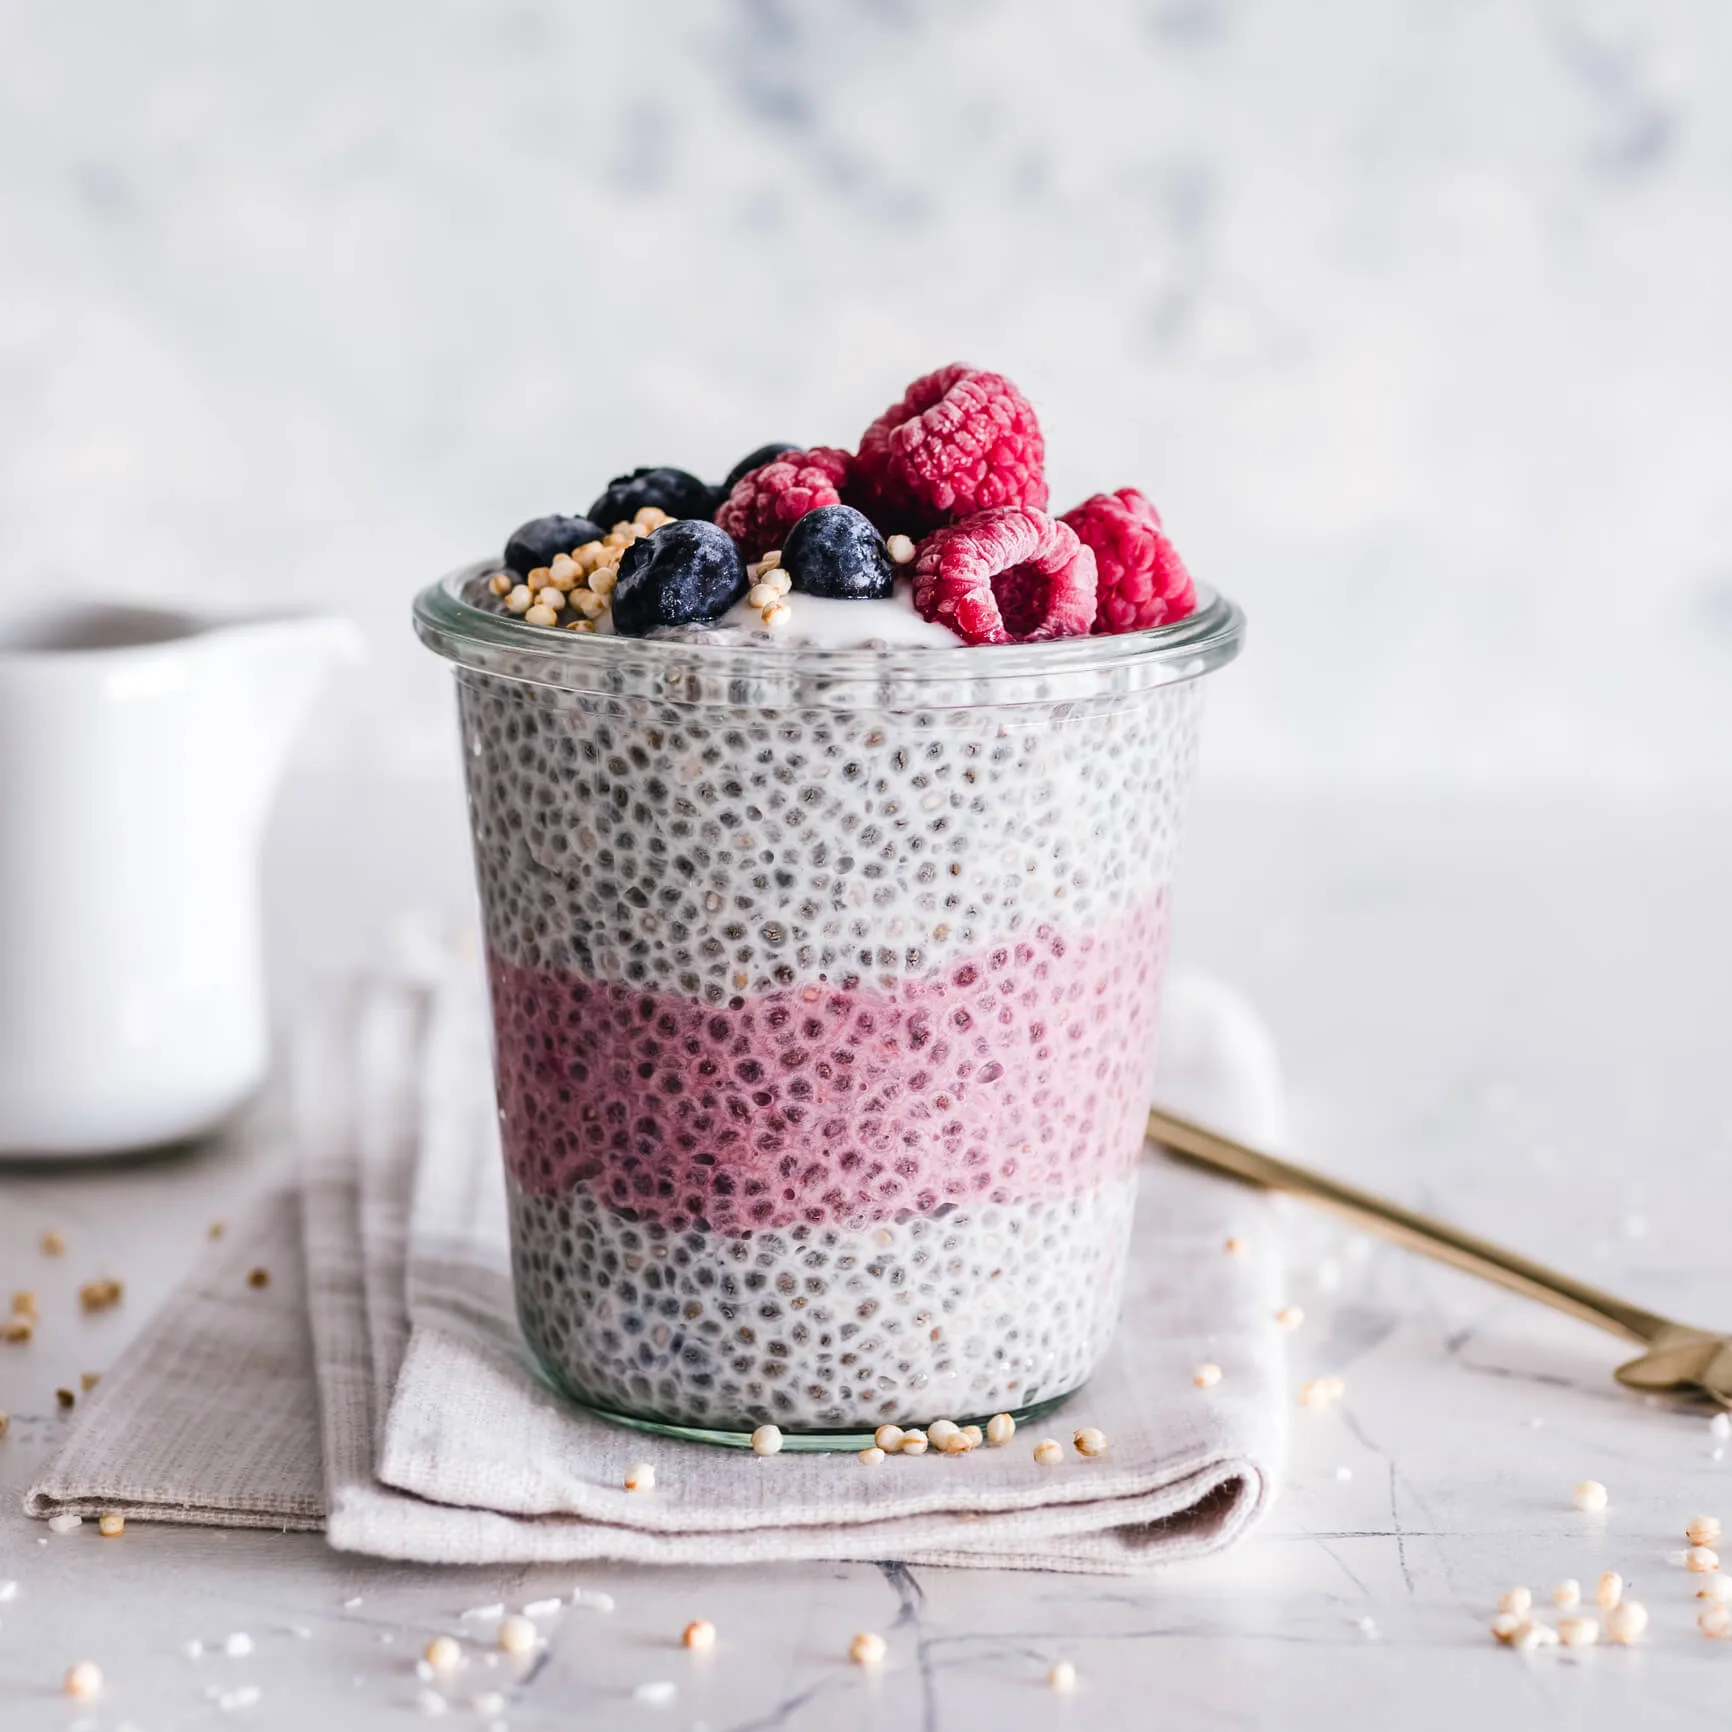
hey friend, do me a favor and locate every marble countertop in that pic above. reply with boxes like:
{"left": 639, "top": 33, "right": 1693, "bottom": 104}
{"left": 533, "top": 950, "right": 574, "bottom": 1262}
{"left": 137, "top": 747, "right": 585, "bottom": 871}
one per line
{"left": 5, "top": 776, "right": 1732, "bottom": 1729}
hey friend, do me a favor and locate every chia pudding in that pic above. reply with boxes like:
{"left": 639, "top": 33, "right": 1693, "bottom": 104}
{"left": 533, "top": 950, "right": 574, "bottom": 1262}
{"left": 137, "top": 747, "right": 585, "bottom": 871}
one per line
{"left": 413, "top": 364, "right": 1244, "bottom": 1435}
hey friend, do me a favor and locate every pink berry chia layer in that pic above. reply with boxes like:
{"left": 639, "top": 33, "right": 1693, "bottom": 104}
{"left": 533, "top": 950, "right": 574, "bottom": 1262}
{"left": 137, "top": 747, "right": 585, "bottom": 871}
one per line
{"left": 489, "top": 897, "right": 1166, "bottom": 1237}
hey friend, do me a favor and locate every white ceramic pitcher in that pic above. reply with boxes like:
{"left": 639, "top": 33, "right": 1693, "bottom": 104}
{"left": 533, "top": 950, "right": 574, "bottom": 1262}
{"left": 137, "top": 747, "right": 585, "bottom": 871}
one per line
{"left": 0, "top": 602, "right": 360, "bottom": 1157}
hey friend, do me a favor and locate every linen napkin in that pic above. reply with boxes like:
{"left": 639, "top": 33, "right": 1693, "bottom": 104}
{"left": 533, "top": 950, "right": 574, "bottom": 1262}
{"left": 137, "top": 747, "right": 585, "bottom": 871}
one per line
{"left": 27, "top": 968, "right": 1289, "bottom": 1574}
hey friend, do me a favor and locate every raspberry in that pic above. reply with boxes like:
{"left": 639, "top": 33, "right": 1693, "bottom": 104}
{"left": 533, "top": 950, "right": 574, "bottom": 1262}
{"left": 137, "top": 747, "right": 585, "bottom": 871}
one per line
{"left": 1059, "top": 488, "right": 1196, "bottom": 635}
{"left": 855, "top": 365, "right": 1047, "bottom": 534}
{"left": 714, "top": 446, "right": 854, "bottom": 561}
{"left": 911, "top": 507, "right": 1096, "bottom": 645}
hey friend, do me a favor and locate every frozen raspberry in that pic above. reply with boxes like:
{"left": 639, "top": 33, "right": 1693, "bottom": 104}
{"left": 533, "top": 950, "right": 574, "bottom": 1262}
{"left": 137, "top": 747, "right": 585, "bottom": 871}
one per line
{"left": 855, "top": 365, "right": 1047, "bottom": 534}
{"left": 911, "top": 507, "right": 1096, "bottom": 645}
{"left": 1059, "top": 488, "right": 1196, "bottom": 635}
{"left": 714, "top": 446, "right": 854, "bottom": 561}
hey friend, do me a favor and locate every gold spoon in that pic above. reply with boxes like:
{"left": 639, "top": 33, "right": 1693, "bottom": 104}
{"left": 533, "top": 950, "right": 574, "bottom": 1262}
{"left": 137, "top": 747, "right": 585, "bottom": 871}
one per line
{"left": 1147, "top": 1104, "right": 1732, "bottom": 1410}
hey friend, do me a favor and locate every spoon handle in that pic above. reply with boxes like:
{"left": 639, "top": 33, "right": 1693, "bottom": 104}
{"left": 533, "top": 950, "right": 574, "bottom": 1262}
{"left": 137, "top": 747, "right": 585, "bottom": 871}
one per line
{"left": 1146, "top": 1104, "right": 1677, "bottom": 1348}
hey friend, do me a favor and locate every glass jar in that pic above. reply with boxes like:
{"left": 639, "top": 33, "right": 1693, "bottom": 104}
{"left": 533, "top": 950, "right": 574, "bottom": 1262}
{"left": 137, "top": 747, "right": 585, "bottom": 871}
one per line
{"left": 414, "top": 565, "right": 1243, "bottom": 1442}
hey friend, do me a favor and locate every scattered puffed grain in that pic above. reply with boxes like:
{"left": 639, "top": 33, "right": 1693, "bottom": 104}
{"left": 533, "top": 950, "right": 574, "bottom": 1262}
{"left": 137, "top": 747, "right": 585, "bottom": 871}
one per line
{"left": 1490, "top": 1612, "right": 1523, "bottom": 1644}
{"left": 1572, "top": 1480, "right": 1608, "bottom": 1512}
{"left": 1047, "top": 1659, "right": 1077, "bottom": 1691}
{"left": 747, "top": 583, "right": 780, "bottom": 610}
{"left": 208, "top": 1221, "right": 226, "bottom": 1240}
{"left": 537, "top": 587, "right": 567, "bottom": 612}
{"left": 1497, "top": 1588, "right": 1533, "bottom": 1617}
{"left": 548, "top": 553, "right": 579, "bottom": 586}
{"left": 986, "top": 1412, "right": 1015, "bottom": 1447}
{"left": 1073, "top": 1427, "right": 1108, "bottom": 1458}
{"left": 938, "top": 1429, "right": 972, "bottom": 1455}
{"left": 48, "top": 1513, "right": 82, "bottom": 1533}
{"left": 41, "top": 1230, "right": 66, "bottom": 1256}
{"left": 1688, "top": 1514, "right": 1723, "bottom": 1547}
{"left": 682, "top": 1619, "right": 716, "bottom": 1651}
{"left": 497, "top": 1614, "right": 536, "bottom": 1656}
{"left": 1605, "top": 1600, "right": 1648, "bottom": 1644}
{"left": 1596, "top": 1571, "right": 1623, "bottom": 1609}
{"left": 424, "top": 1635, "right": 462, "bottom": 1673}
{"left": 81, "top": 1372, "right": 100, "bottom": 1392}
{"left": 56, "top": 1388, "right": 75, "bottom": 1410}
{"left": 246, "top": 1268, "right": 270, "bottom": 1290}
{"left": 487, "top": 572, "right": 512, "bottom": 597}
{"left": 849, "top": 1631, "right": 887, "bottom": 1667}
{"left": 927, "top": 1419, "right": 960, "bottom": 1449}
{"left": 1513, "top": 1620, "right": 1558, "bottom": 1652}
{"left": 873, "top": 1425, "right": 905, "bottom": 1453}
{"left": 1699, "top": 1575, "right": 1732, "bottom": 1602}
{"left": 625, "top": 1463, "right": 655, "bottom": 1493}
{"left": 758, "top": 550, "right": 782, "bottom": 571}
{"left": 898, "top": 1429, "right": 928, "bottom": 1457}
{"left": 1033, "top": 1438, "right": 1064, "bottom": 1467}
{"left": 1686, "top": 1545, "right": 1720, "bottom": 1573}
{"left": 505, "top": 584, "right": 533, "bottom": 615}
{"left": 1224, "top": 1236, "right": 1245, "bottom": 1255}
{"left": 760, "top": 602, "right": 792, "bottom": 631}
{"left": 1275, "top": 1305, "right": 1304, "bottom": 1331}
{"left": 1700, "top": 1604, "right": 1732, "bottom": 1639}
{"left": 63, "top": 1660, "right": 102, "bottom": 1699}
{"left": 1557, "top": 1615, "right": 1598, "bottom": 1648}
{"left": 224, "top": 1632, "right": 253, "bottom": 1657}
{"left": 98, "top": 1513, "right": 123, "bottom": 1537}
{"left": 751, "top": 1424, "right": 783, "bottom": 1456}
{"left": 12, "top": 1291, "right": 37, "bottom": 1319}
{"left": 885, "top": 534, "right": 916, "bottom": 566}
{"left": 765, "top": 569, "right": 792, "bottom": 596}
{"left": 524, "top": 605, "right": 558, "bottom": 627}
{"left": 857, "top": 1447, "right": 886, "bottom": 1466}
{"left": 1, "top": 1320, "right": 29, "bottom": 1344}
{"left": 961, "top": 1424, "right": 983, "bottom": 1449}
{"left": 1552, "top": 1579, "right": 1580, "bottom": 1610}
{"left": 79, "top": 1277, "right": 123, "bottom": 1313}
{"left": 1194, "top": 1363, "right": 1223, "bottom": 1388}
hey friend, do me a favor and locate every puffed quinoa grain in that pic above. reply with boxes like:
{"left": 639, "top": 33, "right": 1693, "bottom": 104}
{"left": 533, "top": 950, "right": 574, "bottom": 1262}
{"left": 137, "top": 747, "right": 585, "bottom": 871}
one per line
{"left": 56, "top": 1388, "right": 75, "bottom": 1409}
{"left": 750, "top": 1424, "right": 783, "bottom": 1456}
{"left": 765, "top": 569, "right": 792, "bottom": 596}
{"left": 1073, "top": 1427, "right": 1108, "bottom": 1458}
{"left": 1513, "top": 1620, "right": 1558, "bottom": 1652}
{"left": 1596, "top": 1571, "right": 1623, "bottom": 1609}
{"left": 1, "top": 1320, "right": 30, "bottom": 1344}
{"left": 41, "top": 1231, "right": 66, "bottom": 1256}
{"left": 80, "top": 1278, "right": 123, "bottom": 1313}
{"left": 537, "top": 588, "right": 566, "bottom": 612}
{"left": 848, "top": 1631, "right": 886, "bottom": 1667}
{"left": 1557, "top": 1615, "right": 1598, "bottom": 1647}
{"left": 1572, "top": 1480, "right": 1608, "bottom": 1512}
{"left": 547, "top": 553, "right": 579, "bottom": 586}
{"left": 63, "top": 1660, "right": 102, "bottom": 1699}
{"left": 1224, "top": 1236, "right": 1244, "bottom": 1255}
{"left": 1275, "top": 1305, "right": 1305, "bottom": 1331}
{"left": 857, "top": 1447, "right": 886, "bottom": 1466}
{"left": 1605, "top": 1600, "right": 1648, "bottom": 1644}
{"left": 488, "top": 573, "right": 512, "bottom": 597}
{"left": 424, "top": 1636, "right": 462, "bottom": 1672}
{"left": 1686, "top": 1545, "right": 1720, "bottom": 1572}
{"left": 1490, "top": 1612, "right": 1523, "bottom": 1643}
{"left": 986, "top": 1413, "right": 1015, "bottom": 1447}
{"left": 1033, "top": 1438, "right": 1063, "bottom": 1467}
{"left": 961, "top": 1424, "right": 983, "bottom": 1449}
{"left": 13, "top": 1291, "right": 38, "bottom": 1318}
{"left": 497, "top": 1614, "right": 536, "bottom": 1655}
{"left": 1497, "top": 1588, "right": 1533, "bottom": 1616}
{"left": 1688, "top": 1515, "right": 1723, "bottom": 1547}
{"left": 747, "top": 583, "right": 780, "bottom": 610}
{"left": 625, "top": 1463, "right": 655, "bottom": 1492}
{"left": 760, "top": 602, "right": 792, "bottom": 630}
{"left": 524, "top": 605, "right": 558, "bottom": 627}
{"left": 1552, "top": 1579, "right": 1580, "bottom": 1609}
{"left": 758, "top": 549, "right": 782, "bottom": 570}
{"left": 898, "top": 1429, "right": 928, "bottom": 1457}
{"left": 885, "top": 534, "right": 915, "bottom": 566}
{"left": 587, "top": 566, "right": 617, "bottom": 597}
{"left": 1700, "top": 1604, "right": 1732, "bottom": 1639}
{"left": 1047, "top": 1659, "right": 1077, "bottom": 1691}
{"left": 682, "top": 1619, "right": 716, "bottom": 1650}
{"left": 246, "top": 1268, "right": 270, "bottom": 1290}
{"left": 873, "top": 1425, "right": 905, "bottom": 1453}
{"left": 98, "top": 1513, "right": 123, "bottom": 1537}
{"left": 1194, "top": 1363, "right": 1222, "bottom": 1388}
{"left": 505, "top": 585, "right": 533, "bottom": 614}
{"left": 1699, "top": 1575, "right": 1732, "bottom": 1602}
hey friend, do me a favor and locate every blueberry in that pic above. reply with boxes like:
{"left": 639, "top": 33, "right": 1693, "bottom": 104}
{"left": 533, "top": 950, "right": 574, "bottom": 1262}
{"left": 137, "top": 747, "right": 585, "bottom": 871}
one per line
{"left": 587, "top": 467, "right": 715, "bottom": 527}
{"left": 780, "top": 505, "right": 895, "bottom": 601}
{"left": 611, "top": 520, "right": 748, "bottom": 636}
{"left": 720, "top": 442, "right": 801, "bottom": 497}
{"left": 504, "top": 513, "right": 607, "bottom": 576}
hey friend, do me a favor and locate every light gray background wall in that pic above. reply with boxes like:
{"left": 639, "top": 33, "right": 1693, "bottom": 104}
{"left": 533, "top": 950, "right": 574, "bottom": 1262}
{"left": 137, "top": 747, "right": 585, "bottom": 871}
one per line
{"left": 5, "top": 0, "right": 1729, "bottom": 791}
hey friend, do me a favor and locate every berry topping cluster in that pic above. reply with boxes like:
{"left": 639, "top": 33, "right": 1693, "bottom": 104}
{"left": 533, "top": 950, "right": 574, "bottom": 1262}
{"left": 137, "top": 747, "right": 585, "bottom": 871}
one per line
{"left": 478, "top": 365, "right": 1199, "bottom": 645}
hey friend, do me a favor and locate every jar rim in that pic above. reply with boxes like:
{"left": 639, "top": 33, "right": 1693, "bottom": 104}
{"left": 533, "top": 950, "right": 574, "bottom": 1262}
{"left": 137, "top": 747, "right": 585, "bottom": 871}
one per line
{"left": 413, "top": 559, "right": 1245, "bottom": 709}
